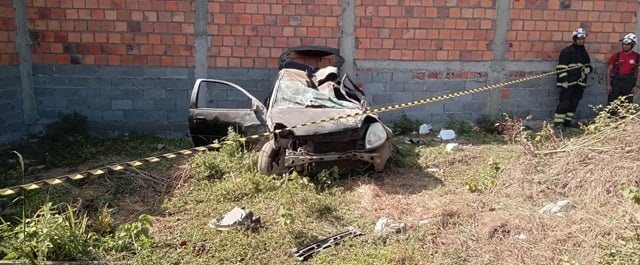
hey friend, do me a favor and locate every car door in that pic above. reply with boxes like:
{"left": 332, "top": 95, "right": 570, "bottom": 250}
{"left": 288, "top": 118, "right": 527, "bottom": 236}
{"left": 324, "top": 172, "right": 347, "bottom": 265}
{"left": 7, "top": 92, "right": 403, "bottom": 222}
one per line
{"left": 188, "top": 79, "right": 268, "bottom": 147}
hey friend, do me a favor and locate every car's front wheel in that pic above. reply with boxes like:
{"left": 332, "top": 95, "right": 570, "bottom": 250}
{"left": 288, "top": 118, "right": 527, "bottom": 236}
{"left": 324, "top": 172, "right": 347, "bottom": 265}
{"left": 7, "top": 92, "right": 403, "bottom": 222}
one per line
{"left": 258, "top": 141, "right": 285, "bottom": 175}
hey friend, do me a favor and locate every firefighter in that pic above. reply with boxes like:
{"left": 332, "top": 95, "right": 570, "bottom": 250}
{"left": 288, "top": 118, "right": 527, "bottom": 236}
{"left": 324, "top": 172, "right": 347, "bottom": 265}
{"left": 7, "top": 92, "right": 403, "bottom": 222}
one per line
{"left": 553, "top": 28, "right": 592, "bottom": 128}
{"left": 606, "top": 33, "right": 640, "bottom": 105}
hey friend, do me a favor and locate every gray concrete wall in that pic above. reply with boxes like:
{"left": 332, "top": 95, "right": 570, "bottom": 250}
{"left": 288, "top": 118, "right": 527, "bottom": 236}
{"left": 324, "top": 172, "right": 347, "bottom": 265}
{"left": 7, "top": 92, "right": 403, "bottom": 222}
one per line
{"left": 32, "top": 65, "right": 195, "bottom": 137}
{"left": 1, "top": 61, "right": 608, "bottom": 145}
{"left": 28, "top": 61, "right": 607, "bottom": 140}
{"left": 0, "top": 66, "right": 24, "bottom": 142}
{"left": 357, "top": 61, "right": 609, "bottom": 126}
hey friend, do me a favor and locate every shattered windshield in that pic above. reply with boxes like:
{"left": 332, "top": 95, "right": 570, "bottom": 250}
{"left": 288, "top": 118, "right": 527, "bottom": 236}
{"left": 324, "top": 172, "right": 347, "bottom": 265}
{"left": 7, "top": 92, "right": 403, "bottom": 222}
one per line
{"left": 270, "top": 70, "right": 360, "bottom": 110}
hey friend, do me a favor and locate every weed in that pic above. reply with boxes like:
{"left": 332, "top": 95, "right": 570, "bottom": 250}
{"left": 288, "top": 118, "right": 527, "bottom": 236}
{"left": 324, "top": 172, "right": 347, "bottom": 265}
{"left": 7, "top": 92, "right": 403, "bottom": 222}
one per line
{"left": 464, "top": 160, "right": 502, "bottom": 193}
{"left": 0, "top": 203, "right": 98, "bottom": 262}
{"left": 443, "top": 118, "right": 475, "bottom": 136}
{"left": 585, "top": 98, "right": 640, "bottom": 134}
{"left": 391, "top": 141, "right": 420, "bottom": 168}
{"left": 596, "top": 218, "right": 640, "bottom": 265}
{"left": 475, "top": 114, "right": 500, "bottom": 134}
{"left": 495, "top": 114, "right": 531, "bottom": 144}
{"left": 392, "top": 114, "right": 422, "bottom": 135}
{"left": 41, "top": 112, "right": 88, "bottom": 141}
{"left": 100, "top": 214, "right": 153, "bottom": 258}
{"left": 189, "top": 128, "right": 256, "bottom": 181}
{"left": 622, "top": 186, "right": 640, "bottom": 204}
{"left": 0, "top": 202, "right": 153, "bottom": 263}
{"left": 93, "top": 204, "right": 114, "bottom": 236}
{"left": 277, "top": 206, "right": 295, "bottom": 228}
{"left": 315, "top": 166, "right": 342, "bottom": 191}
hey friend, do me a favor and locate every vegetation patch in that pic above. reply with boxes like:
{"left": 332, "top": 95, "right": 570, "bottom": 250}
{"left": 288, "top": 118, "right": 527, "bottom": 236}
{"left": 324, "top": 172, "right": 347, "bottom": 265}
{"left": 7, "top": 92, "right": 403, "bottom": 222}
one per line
{"left": 1, "top": 104, "right": 639, "bottom": 264}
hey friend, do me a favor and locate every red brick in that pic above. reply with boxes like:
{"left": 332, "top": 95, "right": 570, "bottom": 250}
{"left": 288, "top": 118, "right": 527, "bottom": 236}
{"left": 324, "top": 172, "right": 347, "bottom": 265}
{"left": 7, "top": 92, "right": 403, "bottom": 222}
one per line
{"left": 112, "top": 0, "right": 124, "bottom": 9}
{"left": 148, "top": 34, "right": 161, "bottom": 44}
{"left": 120, "top": 55, "right": 133, "bottom": 65}
{"left": 91, "top": 9, "right": 104, "bottom": 19}
{"left": 40, "top": 31, "right": 54, "bottom": 41}
{"left": 165, "top": 1, "right": 178, "bottom": 11}
{"left": 56, "top": 54, "right": 68, "bottom": 64}
{"left": 148, "top": 55, "right": 161, "bottom": 66}
{"left": 52, "top": 32, "right": 66, "bottom": 42}
{"left": 161, "top": 55, "right": 173, "bottom": 66}
{"left": 501, "top": 88, "right": 510, "bottom": 99}
{"left": 104, "top": 10, "right": 116, "bottom": 20}
{"left": 144, "top": 11, "right": 157, "bottom": 22}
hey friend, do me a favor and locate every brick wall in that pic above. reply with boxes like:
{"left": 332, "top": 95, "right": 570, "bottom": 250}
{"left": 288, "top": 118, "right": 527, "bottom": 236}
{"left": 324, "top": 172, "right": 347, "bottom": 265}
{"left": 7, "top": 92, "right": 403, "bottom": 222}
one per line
{"left": 0, "top": 0, "right": 17, "bottom": 65}
{"left": 508, "top": 0, "right": 637, "bottom": 61}
{"left": 208, "top": 1, "right": 342, "bottom": 68}
{"left": 355, "top": 0, "right": 496, "bottom": 61}
{"left": 27, "top": 0, "right": 194, "bottom": 66}
{"left": 7, "top": 0, "right": 635, "bottom": 66}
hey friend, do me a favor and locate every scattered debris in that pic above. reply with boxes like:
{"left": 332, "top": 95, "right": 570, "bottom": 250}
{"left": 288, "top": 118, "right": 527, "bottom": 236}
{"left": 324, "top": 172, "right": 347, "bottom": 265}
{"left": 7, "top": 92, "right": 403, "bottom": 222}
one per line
{"left": 419, "top": 123, "right": 432, "bottom": 134}
{"left": 515, "top": 234, "right": 527, "bottom": 240}
{"left": 208, "top": 206, "right": 261, "bottom": 230}
{"left": 426, "top": 168, "right": 439, "bottom": 173}
{"left": 374, "top": 217, "right": 406, "bottom": 235}
{"left": 539, "top": 200, "right": 571, "bottom": 216}
{"left": 291, "top": 226, "right": 362, "bottom": 261}
{"left": 445, "top": 143, "right": 459, "bottom": 152}
{"left": 438, "top": 129, "right": 456, "bottom": 140}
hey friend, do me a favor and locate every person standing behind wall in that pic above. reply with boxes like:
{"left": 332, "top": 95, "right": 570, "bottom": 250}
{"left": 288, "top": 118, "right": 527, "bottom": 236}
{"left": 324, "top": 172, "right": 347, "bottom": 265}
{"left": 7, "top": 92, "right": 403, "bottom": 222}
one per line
{"left": 553, "top": 28, "right": 592, "bottom": 128}
{"left": 606, "top": 33, "right": 640, "bottom": 106}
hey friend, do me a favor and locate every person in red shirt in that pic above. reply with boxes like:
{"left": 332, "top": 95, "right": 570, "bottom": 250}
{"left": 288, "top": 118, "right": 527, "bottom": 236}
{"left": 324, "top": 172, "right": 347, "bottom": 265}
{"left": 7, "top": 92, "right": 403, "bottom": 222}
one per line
{"left": 606, "top": 33, "right": 640, "bottom": 105}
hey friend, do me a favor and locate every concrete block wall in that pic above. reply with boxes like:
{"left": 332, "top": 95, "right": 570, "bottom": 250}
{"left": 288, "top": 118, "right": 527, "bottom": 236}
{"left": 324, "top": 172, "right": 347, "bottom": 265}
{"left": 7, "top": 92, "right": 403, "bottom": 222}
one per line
{"left": 32, "top": 64, "right": 194, "bottom": 136}
{"left": 0, "top": 66, "right": 23, "bottom": 142}
{"left": 358, "top": 60, "right": 610, "bottom": 125}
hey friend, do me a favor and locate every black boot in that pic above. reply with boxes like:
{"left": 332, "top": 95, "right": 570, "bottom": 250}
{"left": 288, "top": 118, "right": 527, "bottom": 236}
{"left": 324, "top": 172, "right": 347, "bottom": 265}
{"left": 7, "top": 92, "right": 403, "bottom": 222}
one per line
{"left": 563, "top": 120, "right": 579, "bottom": 128}
{"left": 553, "top": 122, "right": 564, "bottom": 131}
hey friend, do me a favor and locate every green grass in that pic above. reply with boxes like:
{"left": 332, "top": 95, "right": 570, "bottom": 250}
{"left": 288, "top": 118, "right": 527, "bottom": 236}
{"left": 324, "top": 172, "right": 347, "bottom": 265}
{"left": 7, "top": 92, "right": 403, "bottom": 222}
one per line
{"left": 2, "top": 109, "right": 640, "bottom": 264}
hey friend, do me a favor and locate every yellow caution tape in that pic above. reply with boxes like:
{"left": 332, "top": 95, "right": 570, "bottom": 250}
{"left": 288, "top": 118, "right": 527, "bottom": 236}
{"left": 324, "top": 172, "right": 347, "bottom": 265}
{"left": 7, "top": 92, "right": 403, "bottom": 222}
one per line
{"left": 0, "top": 66, "right": 580, "bottom": 197}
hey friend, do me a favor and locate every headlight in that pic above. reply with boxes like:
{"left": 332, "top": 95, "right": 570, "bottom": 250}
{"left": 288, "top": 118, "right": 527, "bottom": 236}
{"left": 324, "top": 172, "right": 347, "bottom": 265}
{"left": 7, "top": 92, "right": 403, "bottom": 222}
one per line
{"left": 365, "top": 122, "right": 387, "bottom": 149}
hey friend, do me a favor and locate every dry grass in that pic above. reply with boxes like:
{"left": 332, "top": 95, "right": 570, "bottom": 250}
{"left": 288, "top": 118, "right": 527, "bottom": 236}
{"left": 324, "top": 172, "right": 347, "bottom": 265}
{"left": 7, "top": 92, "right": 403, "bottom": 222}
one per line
{"left": 351, "top": 114, "right": 640, "bottom": 264}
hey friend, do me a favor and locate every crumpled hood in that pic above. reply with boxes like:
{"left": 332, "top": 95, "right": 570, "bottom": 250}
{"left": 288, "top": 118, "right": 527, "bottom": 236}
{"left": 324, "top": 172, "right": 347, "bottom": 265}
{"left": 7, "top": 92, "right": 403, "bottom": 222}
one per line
{"left": 267, "top": 108, "right": 369, "bottom": 135}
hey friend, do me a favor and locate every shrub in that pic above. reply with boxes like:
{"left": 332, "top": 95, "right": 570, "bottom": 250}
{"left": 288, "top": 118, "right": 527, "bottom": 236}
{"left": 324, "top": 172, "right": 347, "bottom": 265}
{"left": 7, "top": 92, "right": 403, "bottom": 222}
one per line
{"left": 443, "top": 118, "right": 475, "bottom": 136}
{"left": 392, "top": 114, "right": 422, "bottom": 135}
{"left": 475, "top": 114, "right": 500, "bottom": 134}
{"left": 0, "top": 202, "right": 153, "bottom": 262}
{"left": 41, "top": 112, "right": 88, "bottom": 141}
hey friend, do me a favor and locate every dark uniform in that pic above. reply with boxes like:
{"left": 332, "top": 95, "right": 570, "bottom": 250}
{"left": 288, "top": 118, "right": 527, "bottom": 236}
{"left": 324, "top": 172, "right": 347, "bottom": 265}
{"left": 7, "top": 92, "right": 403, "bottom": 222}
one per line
{"left": 554, "top": 43, "right": 591, "bottom": 127}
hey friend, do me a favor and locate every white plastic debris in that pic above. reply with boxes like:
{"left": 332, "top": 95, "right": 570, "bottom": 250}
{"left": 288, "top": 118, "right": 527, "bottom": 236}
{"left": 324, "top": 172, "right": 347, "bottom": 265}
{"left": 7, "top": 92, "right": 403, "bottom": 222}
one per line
{"left": 209, "top": 206, "right": 261, "bottom": 230}
{"left": 426, "top": 168, "right": 439, "bottom": 172}
{"left": 539, "top": 200, "right": 572, "bottom": 216}
{"left": 375, "top": 217, "right": 406, "bottom": 235}
{"left": 419, "top": 123, "right": 432, "bottom": 134}
{"left": 515, "top": 234, "right": 527, "bottom": 240}
{"left": 375, "top": 217, "right": 389, "bottom": 232}
{"left": 445, "top": 143, "right": 459, "bottom": 152}
{"left": 437, "top": 129, "right": 456, "bottom": 140}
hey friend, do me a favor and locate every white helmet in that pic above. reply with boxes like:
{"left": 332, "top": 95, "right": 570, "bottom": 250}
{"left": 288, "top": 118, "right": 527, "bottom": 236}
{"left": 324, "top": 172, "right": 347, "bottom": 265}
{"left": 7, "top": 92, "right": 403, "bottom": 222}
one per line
{"left": 572, "top": 28, "right": 587, "bottom": 39}
{"left": 621, "top": 33, "right": 638, "bottom": 45}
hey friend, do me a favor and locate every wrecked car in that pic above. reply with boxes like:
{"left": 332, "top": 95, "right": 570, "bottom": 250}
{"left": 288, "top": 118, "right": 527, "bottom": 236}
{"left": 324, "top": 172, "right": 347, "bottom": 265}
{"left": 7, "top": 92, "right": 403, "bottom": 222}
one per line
{"left": 188, "top": 46, "right": 393, "bottom": 175}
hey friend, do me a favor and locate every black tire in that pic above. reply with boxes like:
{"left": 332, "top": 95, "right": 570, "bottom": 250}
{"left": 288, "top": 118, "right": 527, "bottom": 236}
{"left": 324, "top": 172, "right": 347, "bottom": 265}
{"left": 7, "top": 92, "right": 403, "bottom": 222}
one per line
{"left": 258, "top": 141, "right": 285, "bottom": 175}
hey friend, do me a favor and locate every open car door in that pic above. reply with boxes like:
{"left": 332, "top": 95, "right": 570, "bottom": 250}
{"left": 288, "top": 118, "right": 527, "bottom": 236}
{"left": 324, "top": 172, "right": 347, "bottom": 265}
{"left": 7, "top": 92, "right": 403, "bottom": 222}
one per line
{"left": 188, "top": 79, "right": 267, "bottom": 147}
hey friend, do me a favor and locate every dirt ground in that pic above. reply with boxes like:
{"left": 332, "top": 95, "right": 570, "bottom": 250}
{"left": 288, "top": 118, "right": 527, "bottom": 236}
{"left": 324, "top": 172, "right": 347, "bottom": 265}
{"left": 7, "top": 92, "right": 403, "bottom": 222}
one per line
{"left": 350, "top": 116, "right": 640, "bottom": 264}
